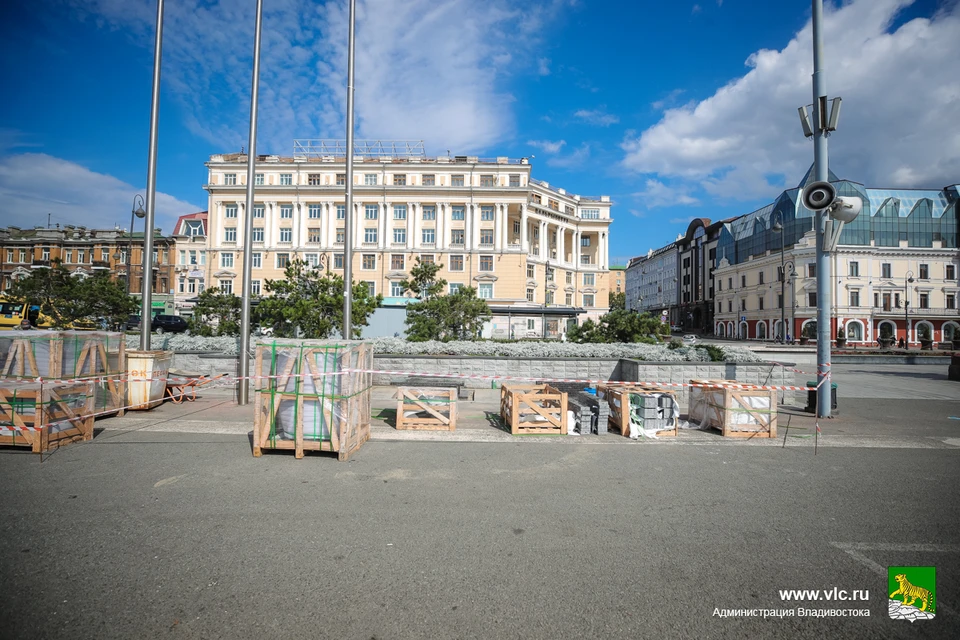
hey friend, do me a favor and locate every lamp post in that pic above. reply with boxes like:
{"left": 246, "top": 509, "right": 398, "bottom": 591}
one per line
{"left": 772, "top": 214, "right": 787, "bottom": 342}
{"left": 784, "top": 261, "right": 797, "bottom": 342}
{"left": 904, "top": 269, "right": 914, "bottom": 349}
{"left": 129, "top": 195, "right": 146, "bottom": 297}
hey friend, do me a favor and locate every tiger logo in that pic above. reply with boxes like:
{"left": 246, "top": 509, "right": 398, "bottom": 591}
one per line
{"left": 890, "top": 574, "right": 935, "bottom": 613}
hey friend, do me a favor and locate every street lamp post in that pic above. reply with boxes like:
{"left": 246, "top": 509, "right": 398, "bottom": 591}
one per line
{"left": 128, "top": 195, "right": 146, "bottom": 298}
{"left": 784, "top": 261, "right": 797, "bottom": 342}
{"left": 904, "top": 270, "right": 915, "bottom": 349}
{"left": 772, "top": 214, "right": 787, "bottom": 342}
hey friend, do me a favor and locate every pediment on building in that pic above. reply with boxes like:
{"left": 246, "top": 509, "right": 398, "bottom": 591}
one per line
{"left": 386, "top": 270, "right": 408, "bottom": 280}
{"left": 473, "top": 274, "right": 498, "bottom": 282}
{"left": 526, "top": 278, "right": 538, "bottom": 287}
{"left": 213, "top": 270, "right": 236, "bottom": 278}
{"left": 581, "top": 286, "right": 597, "bottom": 294}
{"left": 564, "top": 286, "right": 575, "bottom": 293}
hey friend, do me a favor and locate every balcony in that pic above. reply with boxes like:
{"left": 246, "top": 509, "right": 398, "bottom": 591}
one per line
{"left": 30, "top": 259, "right": 52, "bottom": 269}
{"left": 835, "top": 305, "right": 960, "bottom": 318}
{"left": 91, "top": 261, "right": 112, "bottom": 271}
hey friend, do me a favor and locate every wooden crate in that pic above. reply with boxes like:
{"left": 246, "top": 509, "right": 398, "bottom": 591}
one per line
{"left": 688, "top": 379, "right": 777, "bottom": 438}
{"left": 599, "top": 384, "right": 679, "bottom": 438}
{"left": 395, "top": 387, "right": 457, "bottom": 431}
{"left": 0, "top": 381, "right": 96, "bottom": 453}
{"left": 500, "top": 384, "right": 567, "bottom": 435}
{"left": 0, "top": 331, "right": 62, "bottom": 378}
{"left": 253, "top": 340, "right": 372, "bottom": 460}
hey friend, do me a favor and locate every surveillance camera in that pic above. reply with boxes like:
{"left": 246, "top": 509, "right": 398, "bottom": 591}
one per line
{"left": 801, "top": 181, "right": 836, "bottom": 211}
{"left": 828, "top": 196, "right": 862, "bottom": 223}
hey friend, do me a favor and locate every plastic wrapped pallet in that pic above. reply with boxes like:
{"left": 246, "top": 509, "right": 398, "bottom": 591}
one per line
{"left": 688, "top": 379, "right": 777, "bottom": 438}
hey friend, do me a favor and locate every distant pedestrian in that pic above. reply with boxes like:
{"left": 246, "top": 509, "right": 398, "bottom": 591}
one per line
{"left": 785, "top": 333, "right": 791, "bottom": 344}
{"left": 898, "top": 337, "right": 905, "bottom": 349}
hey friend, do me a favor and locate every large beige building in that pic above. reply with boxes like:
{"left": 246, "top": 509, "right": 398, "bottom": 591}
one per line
{"left": 203, "top": 141, "right": 613, "bottom": 338}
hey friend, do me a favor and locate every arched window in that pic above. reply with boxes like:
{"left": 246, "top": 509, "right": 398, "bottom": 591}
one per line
{"left": 915, "top": 320, "right": 934, "bottom": 342}
{"left": 845, "top": 320, "right": 864, "bottom": 341}
{"left": 717, "top": 323, "right": 725, "bottom": 337}
{"left": 756, "top": 322, "right": 767, "bottom": 339}
{"left": 878, "top": 320, "right": 896, "bottom": 339}
{"left": 739, "top": 321, "right": 749, "bottom": 340}
{"left": 944, "top": 322, "right": 959, "bottom": 342}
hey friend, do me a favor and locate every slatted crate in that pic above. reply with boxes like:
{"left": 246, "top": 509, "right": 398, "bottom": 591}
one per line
{"left": 598, "top": 384, "right": 679, "bottom": 438}
{"left": 0, "top": 380, "right": 96, "bottom": 453}
{"left": 688, "top": 379, "right": 777, "bottom": 438}
{"left": 253, "top": 339, "right": 373, "bottom": 460}
{"left": 500, "top": 384, "right": 567, "bottom": 435}
{"left": 395, "top": 387, "right": 457, "bottom": 431}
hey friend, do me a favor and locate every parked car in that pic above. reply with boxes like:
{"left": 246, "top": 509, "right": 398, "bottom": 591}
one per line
{"left": 670, "top": 325, "right": 682, "bottom": 333}
{"left": 682, "top": 334, "right": 698, "bottom": 345}
{"left": 125, "top": 314, "right": 141, "bottom": 331}
{"left": 151, "top": 314, "right": 189, "bottom": 334}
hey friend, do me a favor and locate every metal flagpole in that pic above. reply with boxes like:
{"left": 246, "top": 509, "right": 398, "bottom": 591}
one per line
{"left": 342, "top": 0, "right": 356, "bottom": 340}
{"left": 238, "top": 0, "right": 264, "bottom": 405}
{"left": 140, "top": 0, "right": 164, "bottom": 351}
{"left": 812, "top": 0, "right": 832, "bottom": 418}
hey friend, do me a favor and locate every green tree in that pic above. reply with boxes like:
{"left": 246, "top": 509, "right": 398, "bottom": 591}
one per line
{"left": 255, "top": 259, "right": 382, "bottom": 339}
{"left": 567, "top": 310, "right": 666, "bottom": 343}
{"left": 400, "top": 259, "right": 491, "bottom": 341}
{"left": 399, "top": 257, "right": 446, "bottom": 299}
{"left": 5, "top": 260, "right": 135, "bottom": 329}
{"left": 189, "top": 288, "right": 242, "bottom": 336}
{"left": 608, "top": 291, "right": 626, "bottom": 311}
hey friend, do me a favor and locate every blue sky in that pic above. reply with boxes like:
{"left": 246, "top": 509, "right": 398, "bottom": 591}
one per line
{"left": 2, "top": 0, "right": 958, "bottom": 264}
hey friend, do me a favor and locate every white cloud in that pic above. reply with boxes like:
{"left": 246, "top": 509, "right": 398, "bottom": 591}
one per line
{"left": 538, "top": 57, "right": 551, "bottom": 76}
{"left": 574, "top": 108, "right": 620, "bottom": 127}
{"left": 651, "top": 89, "right": 686, "bottom": 111}
{"left": 527, "top": 139, "right": 566, "bottom": 154}
{"left": 58, "top": 0, "right": 574, "bottom": 155}
{"left": 634, "top": 179, "right": 700, "bottom": 209}
{"left": 692, "top": 4, "right": 702, "bottom": 15}
{"left": 622, "top": 0, "right": 960, "bottom": 199}
{"left": 0, "top": 154, "right": 203, "bottom": 232}
{"left": 546, "top": 143, "right": 591, "bottom": 168}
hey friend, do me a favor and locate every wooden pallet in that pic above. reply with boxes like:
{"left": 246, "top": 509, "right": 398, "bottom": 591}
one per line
{"left": 395, "top": 387, "right": 457, "bottom": 431}
{"left": 688, "top": 379, "right": 777, "bottom": 438}
{"left": 0, "top": 381, "right": 96, "bottom": 453}
{"left": 253, "top": 340, "right": 372, "bottom": 460}
{"left": 500, "top": 384, "right": 567, "bottom": 435}
{"left": 598, "top": 384, "right": 678, "bottom": 437}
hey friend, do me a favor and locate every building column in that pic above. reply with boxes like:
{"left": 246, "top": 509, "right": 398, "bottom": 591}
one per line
{"left": 378, "top": 203, "right": 387, "bottom": 250}
{"left": 574, "top": 230, "right": 581, "bottom": 267}
{"left": 557, "top": 225, "right": 565, "bottom": 264}
{"left": 354, "top": 202, "right": 363, "bottom": 248}
{"left": 326, "top": 202, "right": 336, "bottom": 250}
{"left": 437, "top": 202, "right": 448, "bottom": 251}
{"left": 520, "top": 204, "right": 528, "bottom": 252}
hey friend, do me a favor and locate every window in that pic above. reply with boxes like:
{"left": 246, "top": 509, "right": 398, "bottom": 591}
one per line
{"left": 807, "top": 263, "right": 816, "bottom": 278}
{"left": 252, "top": 253, "right": 262, "bottom": 268}
{"left": 251, "top": 228, "right": 264, "bottom": 243}
{"left": 422, "top": 229, "right": 435, "bottom": 244}
{"left": 64, "top": 249, "right": 73, "bottom": 263}
{"left": 422, "top": 174, "right": 435, "bottom": 186}
{"left": 548, "top": 199, "right": 560, "bottom": 211}
{"left": 420, "top": 254, "right": 435, "bottom": 264}
{"left": 335, "top": 228, "right": 345, "bottom": 244}
{"left": 219, "top": 279, "right": 233, "bottom": 294}
{"left": 280, "top": 173, "right": 292, "bottom": 186}
{"left": 728, "top": 301, "right": 732, "bottom": 312}
{"left": 727, "top": 277, "right": 732, "bottom": 289}
{"left": 919, "top": 264, "right": 929, "bottom": 280}
{"left": 481, "top": 206, "right": 494, "bottom": 221}
{"left": 255, "top": 173, "right": 264, "bottom": 186}
{"left": 580, "top": 255, "right": 591, "bottom": 265}
{"left": 581, "top": 208, "right": 600, "bottom": 220}
{"left": 308, "top": 228, "right": 321, "bottom": 243}
{"left": 336, "top": 173, "right": 346, "bottom": 186}
{"left": 393, "top": 205, "right": 407, "bottom": 220}
{"left": 919, "top": 293, "right": 929, "bottom": 309}
{"left": 336, "top": 205, "right": 345, "bottom": 220}
{"left": 583, "top": 294, "right": 595, "bottom": 307}
{"left": 451, "top": 206, "right": 465, "bottom": 221}
{"left": 179, "top": 250, "right": 187, "bottom": 264}
{"left": 220, "top": 253, "right": 234, "bottom": 268}
{"left": 450, "top": 229, "right": 465, "bottom": 246}
{"left": 565, "top": 293, "right": 573, "bottom": 306}
{"left": 365, "top": 204, "right": 378, "bottom": 220}
{"left": 581, "top": 236, "right": 591, "bottom": 247}
{"left": 308, "top": 174, "right": 322, "bottom": 186}
{"left": 279, "top": 228, "right": 292, "bottom": 243}
{"left": 741, "top": 300, "right": 746, "bottom": 311}
{"left": 363, "top": 281, "right": 376, "bottom": 296}
{"left": 947, "top": 294, "right": 956, "bottom": 309}
{"left": 777, "top": 293, "right": 783, "bottom": 308}
{"left": 513, "top": 220, "right": 521, "bottom": 235}
{"left": 364, "top": 174, "right": 377, "bottom": 186}
{"left": 391, "top": 254, "right": 405, "bottom": 270}
{"left": 224, "top": 174, "right": 236, "bottom": 185}
{"left": 364, "top": 228, "right": 378, "bottom": 244}
{"left": 527, "top": 264, "right": 535, "bottom": 278}
{"left": 478, "top": 283, "right": 493, "bottom": 299}
{"left": 225, "top": 205, "right": 237, "bottom": 219}
{"left": 5, "top": 249, "right": 11, "bottom": 262}
{"left": 532, "top": 193, "right": 542, "bottom": 205}
{"left": 565, "top": 272, "right": 573, "bottom": 285}
{"left": 451, "top": 174, "right": 464, "bottom": 187}
{"left": 393, "top": 174, "right": 406, "bottom": 186}
{"left": 333, "top": 253, "right": 344, "bottom": 269}
{"left": 850, "top": 290, "right": 860, "bottom": 307}
{"left": 509, "top": 175, "right": 520, "bottom": 187}
{"left": 253, "top": 205, "right": 265, "bottom": 218}
{"left": 881, "top": 263, "right": 892, "bottom": 278}
{"left": 758, "top": 296, "right": 764, "bottom": 310}
{"left": 449, "top": 283, "right": 463, "bottom": 294}
{"left": 849, "top": 261, "right": 859, "bottom": 277}
{"left": 251, "top": 280, "right": 261, "bottom": 295}
{"left": 480, "top": 174, "right": 495, "bottom": 187}
{"left": 276, "top": 253, "right": 290, "bottom": 269}
{"left": 393, "top": 228, "right": 406, "bottom": 244}
{"left": 741, "top": 275, "right": 746, "bottom": 287}
{"left": 305, "top": 253, "right": 320, "bottom": 267}
{"left": 224, "top": 228, "right": 237, "bottom": 242}
{"left": 526, "top": 289, "right": 535, "bottom": 302}
{"left": 188, "top": 280, "right": 197, "bottom": 293}
{"left": 390, "top": 281, "right": 405, "bottom": 297}
{"left": 480, "top": 229, "right": 494, "bottom": 245}
{"left": 583, "top": 273, "right": 595, "bottom": 286}
{"left": 808, "top": 292, "right": 818, "bottom": 307}
{"left": 717, "top": 280, "right": 722, "bottom": 291}
{"left": 308, "top": 204, "right": 321, "bottom": 219}
{"left": 422, "top": 206, "right": 436, "bottom": 220}
{"left": 759, "top": 271, "right": 765, "bottom": 284}
{"left": 362, "top": 254, "right": 376, "bottom": 270}
{"left": 100, "top": 249, "right": 109, "bottom": 262}
{"left": 947, "top": 264, "right": 956, "bottom": 280}
{"left": 479, "top": 255, "right": 493, "bottom": 272}
{"left": 449, "top": 255, "right": 464, "bottom": 271}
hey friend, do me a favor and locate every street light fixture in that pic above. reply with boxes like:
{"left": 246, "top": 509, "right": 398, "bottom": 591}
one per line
{"left": 904, "top": 270, "right": 915, "bottom": 349}
{"left": 129, "top": 194, "right": 146, "bottom": 297}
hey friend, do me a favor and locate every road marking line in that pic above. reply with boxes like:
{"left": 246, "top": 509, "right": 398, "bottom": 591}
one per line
{"left": 154, "top": 474, "right": 187, "bottom": 488}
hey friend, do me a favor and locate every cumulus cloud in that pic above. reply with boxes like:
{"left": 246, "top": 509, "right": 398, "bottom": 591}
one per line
{"left": 574, "top": 108, "right": 620, "bottom": 127}
{"left": 635, "top": 179, "right": 700, "bottom": 209}
{"left": 622, "top": 0, "right": 960, "bottom": 200}
{"left": 57, "top": 0, "right": 573, "bottom": 155}
{"left": 537, "top": 57, "right": 551, "bottom": 76}
{"left": 546, "top": 143, "right": 591, "bottom": 169}
{"left": 0, "top": 154, "right": 203, "bottom": 232}
{"left": 527, "top": 139, "right": 566, "bottom": 153}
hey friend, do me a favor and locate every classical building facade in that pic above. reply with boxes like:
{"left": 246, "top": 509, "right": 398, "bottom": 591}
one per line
{"left": 171, "top": 211, "right": 209, "bottom": 315}
{"left": 712, "top": 174, "right": 959, "bottom": 345}
{"left": 203, "top": 141, "right": 613, "bottom": 337}
{"left": 0, "top": 225, "right": 178, "bottom": 315}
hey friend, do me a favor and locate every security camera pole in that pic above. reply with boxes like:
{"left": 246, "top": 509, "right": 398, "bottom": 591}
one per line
{"left": 811, "top": 0, "right": 831, "bottom": 418}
